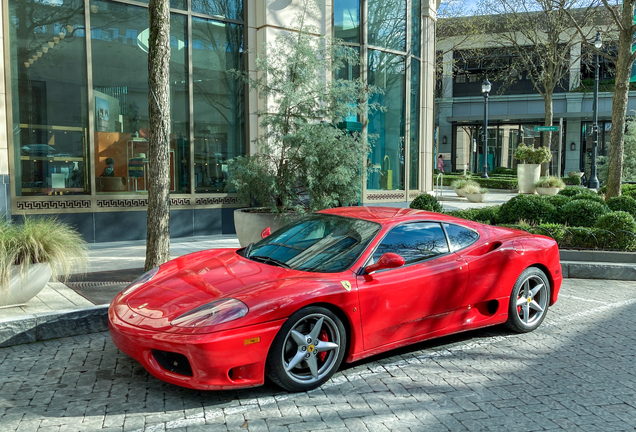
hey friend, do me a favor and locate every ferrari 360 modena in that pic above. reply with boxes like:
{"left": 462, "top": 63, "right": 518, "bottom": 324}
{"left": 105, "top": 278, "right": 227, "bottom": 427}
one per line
{"left": 108, "top": 207, "right": 562, "bottom": 392}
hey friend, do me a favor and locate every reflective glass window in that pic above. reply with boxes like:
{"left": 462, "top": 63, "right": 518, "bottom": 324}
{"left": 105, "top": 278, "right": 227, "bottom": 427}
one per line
{"left": 192, "top": 18, "right": 245, "bottom": 193}
{"left": 367, "top": 50, "right": 405, "bottom": 191}
{"left": 90, "top": 1, "right": 190, "bottom": 194}
{"left": 411, "top": 0, "right": 421, "bottom": 57}
{"left": 122, "top": 0, "right": 186, "bottom": 10}
{"left": 409, "top": 59, "right": 420, "bottom": 190}
{"left": 373, "top": 223, "right": 449, "bottom": 264}
{"left": 443, "top": 223, "right": 479, "bottom": 252}
{"left": 9, "top": 0, "right": 89, "bottom": 196}
{"left": 334, "top": 0, "right": 359, "bottom": 43}
{"left": 192, "top": 0, "right": 243, "bottom": 21}
{"left": 368, "top": 0, "right": 406, "bottom": 52}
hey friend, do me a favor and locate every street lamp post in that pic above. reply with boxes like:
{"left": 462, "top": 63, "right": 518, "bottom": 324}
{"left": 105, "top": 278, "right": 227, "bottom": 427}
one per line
{"left": 588, "top": 31, "right": 602, "bottom": 189}
{"left": 481, "top": 79, "right": 491, "bottom": 179}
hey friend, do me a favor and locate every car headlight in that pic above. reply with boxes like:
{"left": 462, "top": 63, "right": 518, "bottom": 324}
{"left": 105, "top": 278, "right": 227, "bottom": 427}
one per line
{"left": 171, "top": 298, "right": 248, "bottom": 328}
{"left": 121, "top": 267, "right": 159, "bottom": 297}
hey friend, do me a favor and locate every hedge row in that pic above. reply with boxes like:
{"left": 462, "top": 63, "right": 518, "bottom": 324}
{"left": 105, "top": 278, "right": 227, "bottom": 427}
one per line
{"left": 442, "top": 192, "right": 636, "bottom": 251}
{"left": 442, "top": 175, "right": 518, "bottom": 190}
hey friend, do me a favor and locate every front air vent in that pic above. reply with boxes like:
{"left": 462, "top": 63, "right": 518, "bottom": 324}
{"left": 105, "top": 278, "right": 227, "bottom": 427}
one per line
{"left": 152, "top": 349, "right": 193, "bottom": 376}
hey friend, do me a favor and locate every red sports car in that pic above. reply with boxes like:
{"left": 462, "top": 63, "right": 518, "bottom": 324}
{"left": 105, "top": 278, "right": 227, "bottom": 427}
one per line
{"left": 109, "top": 207, "right": 562, "bottom": 392}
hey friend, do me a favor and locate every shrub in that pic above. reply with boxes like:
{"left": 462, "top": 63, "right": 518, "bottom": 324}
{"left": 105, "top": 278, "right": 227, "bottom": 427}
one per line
{"left": 451, "top": 179, "right": 478, "bottom": 190}
{"left": 544, "top": 194, "right": 572, "bottom": 211}
{"left": 535, "top": 176, "right": 565, "bottom": 189}
{"left": 563, "top": 176, "right": 582, "bottom": 186}
{"left": 598, "top": 183, "right": 636, "bottom": 197}
{"left": 410, "top": 194, "right": 443, "bottom": 213}
{"left": 443, "top": 175, "right": 517, "bottom": 190}
{"left": 607, "top": 196, "right": 636, "bottom": 217}
{"left": 514, "top": 143, "right": 552, "bottom": 164}
{"left": 446, "top": 206, "right": 500, "bottom": 224}
{"left": 594, "top": 211, "right": 636, "bottom": 250}
{"left": 558, "top": 187, "right": 597, "bottom": 198}
{"left": 496, "top": 194, "right": 557, "bottom": 225}
{"left": 561, "top": 200, "right": 609, "bottom": 227}
{"left": 491, "top": 167, "right": 516, "bottom": 175}
{"left": 464, "top": 184, "right": 487, "bottom": 194}
{"left": 570, "top": 194, "right": 606, "bottom": 205}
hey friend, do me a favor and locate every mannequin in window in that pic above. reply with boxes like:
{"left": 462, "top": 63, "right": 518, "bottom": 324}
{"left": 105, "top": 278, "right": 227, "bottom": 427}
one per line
{"left": 101, "top": 158, "right": 115, "bottom": 177}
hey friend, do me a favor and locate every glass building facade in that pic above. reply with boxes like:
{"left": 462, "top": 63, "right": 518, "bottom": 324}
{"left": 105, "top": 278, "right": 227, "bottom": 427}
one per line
{"left": 2, "top": 0, "right": 433, "bottom": 240}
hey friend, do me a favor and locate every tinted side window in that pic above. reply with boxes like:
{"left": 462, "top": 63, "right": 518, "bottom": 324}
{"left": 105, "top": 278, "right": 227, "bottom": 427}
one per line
{"left": 443, "top": 223, "right": 479, "bottom": 251}
{"left": 373, "top": 223, "right": 450, "bottom": 264}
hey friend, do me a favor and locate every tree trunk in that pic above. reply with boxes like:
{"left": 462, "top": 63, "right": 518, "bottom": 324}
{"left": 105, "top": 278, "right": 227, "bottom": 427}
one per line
{"left": 542, "top": 92, "right": 554, "bottom": 176}
{"left": 606, "top": 0, "right": 635, "bottom": 198}
{"left": 145, "top": 0, "right": 171, "bottom": 271}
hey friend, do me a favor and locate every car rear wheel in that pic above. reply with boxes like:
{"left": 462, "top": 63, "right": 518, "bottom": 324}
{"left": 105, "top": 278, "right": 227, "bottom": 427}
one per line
{"left": 506, "top": 267, "right": 551, "bottom": 333}
{"left": 266, "top": 306, "right": 346, "bottom": 392}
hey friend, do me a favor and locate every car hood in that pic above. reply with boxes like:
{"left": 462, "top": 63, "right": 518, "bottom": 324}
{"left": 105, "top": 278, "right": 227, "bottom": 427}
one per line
{"left": 116, "top": 249, "right": 330, "bottom": 332}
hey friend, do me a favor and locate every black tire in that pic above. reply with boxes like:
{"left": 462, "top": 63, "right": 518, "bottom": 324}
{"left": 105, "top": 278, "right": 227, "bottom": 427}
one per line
{"left": 505, "top": 267, "right": 551, "bottom": 333}
{"left": 266, "top": 306, "right": 346, "bottom": 392}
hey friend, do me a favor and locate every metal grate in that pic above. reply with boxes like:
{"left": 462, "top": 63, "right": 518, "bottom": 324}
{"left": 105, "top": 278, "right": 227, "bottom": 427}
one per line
{"left": 152, "top": 349, "right": 193, "bottom": 376}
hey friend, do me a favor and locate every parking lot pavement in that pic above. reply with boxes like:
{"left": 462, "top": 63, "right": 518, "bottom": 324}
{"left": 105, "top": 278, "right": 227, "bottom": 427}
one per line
{"left": 1, "top": 278, "right": 636, "bottom": 432}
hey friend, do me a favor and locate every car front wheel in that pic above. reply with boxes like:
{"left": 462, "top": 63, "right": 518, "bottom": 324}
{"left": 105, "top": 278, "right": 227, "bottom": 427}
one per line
{"left": 266, "top": 306, "right": 346, "bottom": 392}
{"left": 506, "top": 267, "right": 551, "bottom": 333}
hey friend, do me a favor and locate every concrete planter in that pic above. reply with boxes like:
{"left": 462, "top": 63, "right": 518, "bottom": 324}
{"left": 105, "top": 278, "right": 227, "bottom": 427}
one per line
{"left": 455, "top": 188, "right": 467, "bottom": 197}
{"left": 233, "top": 208, "right": 301, "bottom": 247}
{"left": 517, "top": 163, "right": 541, "bottom": 194}
{"left": 1, "top": 263, "right": 52, "bottom": 308}
{"left": 536, "top": 187, "right": 560, "bottom": 196}
{"left": 466, "top": 193, "right": 486, "bottom": 203}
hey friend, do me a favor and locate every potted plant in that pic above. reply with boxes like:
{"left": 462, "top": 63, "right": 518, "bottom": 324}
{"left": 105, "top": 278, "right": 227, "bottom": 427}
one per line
{"left": 535, "top": 176, "right": 565, "bottom": 196}
{"left": 1, "top": 218, "right": 87, "bottom": 308}
{"left": 464, "top": 184, "right": 489, "bottom": 203}
{"left": 451, "top": 179, "right": 479, "bottom": 197}
{"left": 515, "top": 143, "right": 552, "bottom": 194}
{"left": 228, "top": 1, "right": 380, "bottom": 246}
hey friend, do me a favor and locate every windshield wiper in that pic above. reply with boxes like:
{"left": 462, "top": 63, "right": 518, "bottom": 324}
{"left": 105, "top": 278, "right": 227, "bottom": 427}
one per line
{"left": 243, "top": 242, "right": 254, "bottom": 258}
{"left": 250, "top": 255, "right": 292, "bottom": 269}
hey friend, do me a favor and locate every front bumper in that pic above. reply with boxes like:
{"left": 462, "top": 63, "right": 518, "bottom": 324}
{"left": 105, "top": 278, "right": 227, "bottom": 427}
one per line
{"left": 108, "top": 306, "right": 285, "bottom": 390}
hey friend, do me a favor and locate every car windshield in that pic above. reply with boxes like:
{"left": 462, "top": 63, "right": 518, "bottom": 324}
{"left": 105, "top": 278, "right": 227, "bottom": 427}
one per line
{"left": 246, "top": 214, "right": 381, "bottom": 273}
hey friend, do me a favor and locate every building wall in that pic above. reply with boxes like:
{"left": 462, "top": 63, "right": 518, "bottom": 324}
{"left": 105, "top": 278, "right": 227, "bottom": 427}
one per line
{"left": 0, "top": 0, "right": 8, "bottom": 220}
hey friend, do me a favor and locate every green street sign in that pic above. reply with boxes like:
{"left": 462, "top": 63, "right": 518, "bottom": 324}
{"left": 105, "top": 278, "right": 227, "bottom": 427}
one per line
{"left": 534, "top": 126, "right": 559, "bottom": 132}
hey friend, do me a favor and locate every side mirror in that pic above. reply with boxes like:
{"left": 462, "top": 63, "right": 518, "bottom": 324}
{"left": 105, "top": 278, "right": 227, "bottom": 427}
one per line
{"left": 261, "top": 227, "right": 271, "bottom": 239}
{"left": 364, "top": 252, "right": 405, "bottom": 274}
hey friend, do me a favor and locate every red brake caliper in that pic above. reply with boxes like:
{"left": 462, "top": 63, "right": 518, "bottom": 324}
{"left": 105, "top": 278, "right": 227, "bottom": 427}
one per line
{"left": 318, "top": 330, "right": 329, "bottom": 362}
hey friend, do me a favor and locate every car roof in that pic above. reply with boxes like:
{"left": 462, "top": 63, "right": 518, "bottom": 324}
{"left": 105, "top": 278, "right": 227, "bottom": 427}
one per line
{"left": 318, "top": 206, "right": 458, "bottom": 225}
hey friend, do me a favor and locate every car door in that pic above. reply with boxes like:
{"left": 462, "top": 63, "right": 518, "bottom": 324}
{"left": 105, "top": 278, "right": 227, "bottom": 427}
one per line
{"left": 356, "top": 222, "right": 469, "bottom": 350}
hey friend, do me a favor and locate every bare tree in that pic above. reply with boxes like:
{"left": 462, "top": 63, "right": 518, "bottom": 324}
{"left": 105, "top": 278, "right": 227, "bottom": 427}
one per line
{"left": 559, "top": 0, "right": 636, "bottom": 198}
{"left": 478, "top": 0, "right": 598, "bottom": 170}
{"left": 145, "top": 0, "right": 171, "bottom": 270}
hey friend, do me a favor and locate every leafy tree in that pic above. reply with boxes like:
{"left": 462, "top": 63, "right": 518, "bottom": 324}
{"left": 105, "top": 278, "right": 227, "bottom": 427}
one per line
{"left": 145, "top": 0, "right": 171, "bottom": 270}
{"left": 477, "top": 0, "right": 598, "bottom": 173}
{"left": 228, "top": 0, "right": 381, "bottom": 214}
{"left": 559, "top": 0, "right": 636, "bottom": 197}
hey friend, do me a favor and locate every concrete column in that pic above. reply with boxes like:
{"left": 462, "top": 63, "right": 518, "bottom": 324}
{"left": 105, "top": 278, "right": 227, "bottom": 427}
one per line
{"left": 421, "top": 0, "right": 437, "bottom": 192}
{"left": 442, "top": 50, "right": 453, "bottom": 99}
{"left": 564, "top": 118, "right": 582, "bottom": 175}
{"left": 569, "top": 42, "right": 581, "bottom": 91}
{"left": 0, "top": 0, "right": 10, "bottom": 220}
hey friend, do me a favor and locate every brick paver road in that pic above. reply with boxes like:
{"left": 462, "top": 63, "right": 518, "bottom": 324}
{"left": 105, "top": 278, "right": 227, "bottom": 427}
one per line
{"left": 1, "top": 278, "right": 636, "bottom": 432}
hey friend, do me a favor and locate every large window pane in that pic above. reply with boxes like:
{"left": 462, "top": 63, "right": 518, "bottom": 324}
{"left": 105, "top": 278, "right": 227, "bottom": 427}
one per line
{"left": 90, "top": 2, "right": 189, "bottom": 194}
{"left": 9, "top": 0, "right": 89, "bottom": 196}
{"left": 367, "top": 50, "right": 405, "bottom": 191}
{"left": 409, "top": 59, "right": 420, "bottom": 190}
{"left": 411, "top": 0, "right": 421, "bottom": 57}
{"left": 334, "top": 0, "right": 359, "bottom": 43}
{"left": 192, "top": 0, "right": 243, "bottom": 21}
{"left": 368, "top": 0, "right": 406, "bottom": 52}
{"left": 192, "top": 18, "right": 244, "bottom": 193}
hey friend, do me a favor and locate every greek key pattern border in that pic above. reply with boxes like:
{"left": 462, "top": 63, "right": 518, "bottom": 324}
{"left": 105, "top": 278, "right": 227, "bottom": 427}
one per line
{"left": 366, "top": 193, "right": 406, "bottom": 201}
{"left": 16, "top": 200, "right": 91, "bottom": 211}
{"left": 97, "top": 199, "right": 148, "bottom": 208}
{"left": 195, "top": 197, "right": 240, "bottom": 205}
{"left": 409, "top": 192, "right": 421, "bottom": 198}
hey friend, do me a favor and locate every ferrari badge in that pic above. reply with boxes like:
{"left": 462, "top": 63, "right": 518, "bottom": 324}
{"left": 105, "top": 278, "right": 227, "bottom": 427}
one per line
{"left": 341, "top": 281, "right": 352, "bottom": 291}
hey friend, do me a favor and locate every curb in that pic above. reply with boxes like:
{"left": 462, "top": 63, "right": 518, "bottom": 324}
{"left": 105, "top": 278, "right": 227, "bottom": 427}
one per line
{"left": 0, "top": 304, "right": 109, "bottom": 348}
